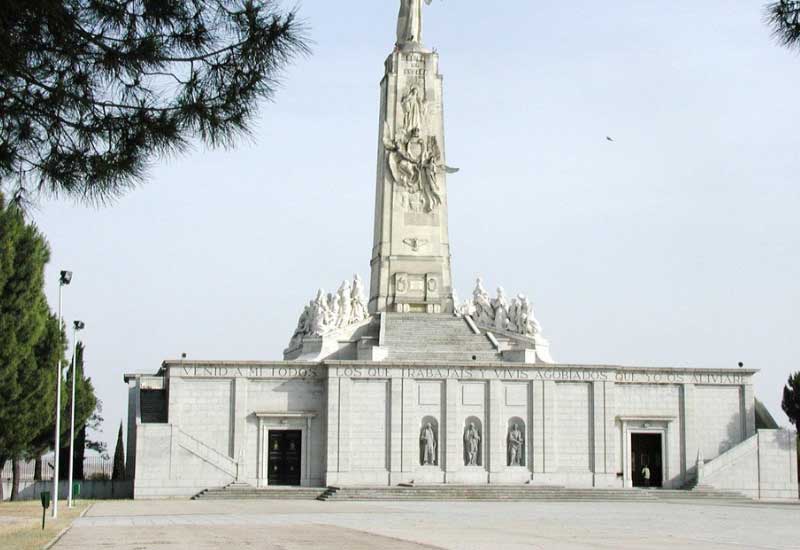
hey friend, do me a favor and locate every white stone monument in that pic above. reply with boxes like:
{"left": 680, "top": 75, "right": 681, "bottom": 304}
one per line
{"left": 122, "top": 3, "right": 798, "bottom": 501}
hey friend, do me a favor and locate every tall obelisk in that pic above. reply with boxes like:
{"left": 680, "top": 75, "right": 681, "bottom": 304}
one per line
{"left": 368, "top": 0, "right": 455, "bottom": 314}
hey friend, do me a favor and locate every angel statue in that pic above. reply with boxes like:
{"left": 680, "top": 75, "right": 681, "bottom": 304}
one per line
{"left": 397, "top": 0, "right": 439, "bottom": 46}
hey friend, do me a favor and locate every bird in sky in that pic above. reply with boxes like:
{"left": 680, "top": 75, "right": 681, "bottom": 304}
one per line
{"left": 606, "top": 136, "right": 615, "bottom": 142}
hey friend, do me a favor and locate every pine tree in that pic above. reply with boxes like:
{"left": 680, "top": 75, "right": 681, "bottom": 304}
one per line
{"left": 0, "top": 194, "right": 51, "bottom": 500}
{"left": 767, "top": 1, "right": 800, "bottom": 50}
{"left": 112, "top": 422, "right": 125, "bottom": 481}
{"left": 1, "top": 0, "right": 309, "bottom": 204}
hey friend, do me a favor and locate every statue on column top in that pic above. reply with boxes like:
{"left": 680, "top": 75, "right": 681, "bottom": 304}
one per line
{"left": 396, "top": 0, "right": 438, "bottom": 46}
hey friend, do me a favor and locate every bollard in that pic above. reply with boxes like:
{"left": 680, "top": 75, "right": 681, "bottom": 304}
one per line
{"left": 40, "top": 491, "right": 51, "bottom": 530}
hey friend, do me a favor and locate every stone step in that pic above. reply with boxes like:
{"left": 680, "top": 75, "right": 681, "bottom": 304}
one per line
{"left": 389, "top": 352, "right": 501, "bottom": 361}
{"left": 319, "top": 486, "right": 752, "bottom": 502}
{"left": 192, "top": 486, "right": 328, "bottom": 500}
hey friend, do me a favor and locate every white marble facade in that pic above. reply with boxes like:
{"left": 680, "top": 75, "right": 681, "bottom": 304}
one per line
{"left": 125, "top": 361, "right": 797, "bottom": 500}
{"left": 124, "top": 4, "right": 798, "bottom": 501}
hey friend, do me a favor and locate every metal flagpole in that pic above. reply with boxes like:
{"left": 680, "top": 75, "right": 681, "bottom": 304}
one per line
{"left": 52, "top": 271, "right": 71, "bottom": 519}
{"left": 67, "top": 321, "right": 84, "bottom": 508}
{"left": 67, "top": 325, "right": 77, "bottom": 508}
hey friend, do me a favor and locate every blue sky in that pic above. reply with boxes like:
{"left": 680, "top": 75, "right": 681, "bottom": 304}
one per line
{"left": 30, "top": 1, "right": 800, "bottom": 450}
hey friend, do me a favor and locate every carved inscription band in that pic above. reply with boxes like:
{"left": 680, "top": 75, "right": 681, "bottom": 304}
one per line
{"left": 174, "top": 365, "right": 748, "bottom": 386}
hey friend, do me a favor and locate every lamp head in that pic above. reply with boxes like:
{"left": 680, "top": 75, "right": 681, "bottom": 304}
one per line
{"left": 73, "top": 320, "right": 85, "bottom": 331}
{"left": 59, "top": 271, "right": 73, "bottom": 285}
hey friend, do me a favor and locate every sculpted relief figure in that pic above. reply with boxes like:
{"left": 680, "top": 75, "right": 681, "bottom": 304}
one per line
{"left": 420, "top": 422, "right": 437, "bottom": 465}
{"left": 463, "top": 422, "right": 481, "bottom": 466}
{"left": 287, "top": 275, "right": 371, "bottom": 348}
{"left": 383, "top": 123, "right": 457, "bottom": 213}
{"left": 507, "top": 423, "right": 525, "bottom": 467}
{"left": 402, "top": 86, "right": 425, "bottom": 133}
{"left": 396, "top": 0, "right": 436, "bottom": 46}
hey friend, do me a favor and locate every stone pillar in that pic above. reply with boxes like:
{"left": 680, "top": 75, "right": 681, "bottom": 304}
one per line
{"left": 401, "top": 378, "right": 417, "bottom": 479}
{"left": 531, "top": 381, "right": 544, "bottom": 474}
{"left": 444, "top": 378, "right": 459, "bottom": 482}
{"left": 488, "top": 380, "right": 504, "bottom": 480}
{"left": 591, "top": 381, "right": 605, "bottom": 484}
{"left": 389, "top": 376, "right": 404, "bottom": 483}
{"left": 590, "top": 379, "right": 617, "bottom": 487}
{"left": 604, "top": 380, "right": 617, "bottom": 483}
{"left": 231, "top": 378, "right": 249, "bottom": 479}
{"left": 543, "top": 381, "right": 557, "bottom": 473}
{"left": 338, "top": 377, "right": 352, "bottom": 474}
{"left": 324, "top": 375, "right": 340, "bottom": 483}
{"left": 681, "top": 383, "right": 697, "bottom": 482}
{"left": 743, "top": 384, "right": 756, "bottom": 438}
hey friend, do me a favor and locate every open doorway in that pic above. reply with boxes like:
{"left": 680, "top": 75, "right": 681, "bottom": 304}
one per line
{"left": 631, "top": 433, "right": 663, "bottom": 488}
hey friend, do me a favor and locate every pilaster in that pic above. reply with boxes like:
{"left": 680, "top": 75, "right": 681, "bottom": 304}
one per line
{"left": 531, "top": 381, "right": 544, "bottom": 473}
{"left": 743, "top": 384, "right": 756, "bottom": 438}
{"left": 389, "top": 376, "right": 405, "bottom": 480}
{"left": 682, "top": 383, "right": 697, "bottom": 480}
{"left": 444, "top": 378, "right": 459, "bottom": 479}
{"left": 591, "top": 381, "right": 605, "bottom": 476}
{"left": 338, "top": 377, "right": 352, "bottom": 473}
{"left": 543, "top": 380, "right": 557, "bottom": 473}
{"left": 232, "top": 378, "right": 248, "bottom": 464}
{"left": 488, "top": 380, "right": 504, "bottom": 476}
{"left": 324, "top": 375, "right": 340, "bottom": 479}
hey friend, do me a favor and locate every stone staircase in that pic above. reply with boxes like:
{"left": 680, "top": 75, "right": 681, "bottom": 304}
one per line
{"left": 318, "top": 485, "right": 752, "bottom": 502}
{"left": 382, "top": 314, "right": 501, "bottom": 362}
{"left": 193, "top": 482, "right": 327, "bottom": 500}
{"left": 192, "top": 483, "right": 750, "bottom": 502}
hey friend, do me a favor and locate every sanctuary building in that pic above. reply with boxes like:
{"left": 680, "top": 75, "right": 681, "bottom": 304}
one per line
{"left": 124, "top": 3, "right": 798, "bottom": 500}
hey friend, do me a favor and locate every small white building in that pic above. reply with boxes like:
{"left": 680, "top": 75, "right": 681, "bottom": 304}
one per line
{"left": 124, "top": 5, "right": 797, "bottom": 501}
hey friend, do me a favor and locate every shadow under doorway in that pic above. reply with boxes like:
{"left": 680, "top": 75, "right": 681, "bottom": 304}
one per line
{"left": 631, "top": 433, "right": 663, "bottom": 488}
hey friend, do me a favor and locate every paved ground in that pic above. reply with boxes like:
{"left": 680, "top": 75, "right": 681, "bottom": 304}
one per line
{"left": 54, "top": 499, "right": 800, "bottom": 550}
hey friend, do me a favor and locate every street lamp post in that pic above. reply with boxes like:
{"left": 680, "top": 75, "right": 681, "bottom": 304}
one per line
{"left": 67, "top": 320, "right": 85, "bottom": 508}
{"left": 52, "top": 270, "right": 72, "bottom": 519}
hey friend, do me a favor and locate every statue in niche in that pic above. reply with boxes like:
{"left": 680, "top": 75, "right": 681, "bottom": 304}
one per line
{"left": 463, "top": 422, "right": 481, "bottom": 466}
{"left": 396, "top": 0, "right": 437, "bottom": 46}
{"left": 507, "top": 423, "right": 525, "bottom": 467}
{"left": 420, "top": 422, "right": 437, "bottom": 465}
{"left": 402, "top": 86, "right": 425, "bottom": 133}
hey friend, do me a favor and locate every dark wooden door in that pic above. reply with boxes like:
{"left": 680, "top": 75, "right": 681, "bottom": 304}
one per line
{"left": 631, "top": 433, "right": 663, "bottom": 488}
{"left": 267, "top": 430, "right": 302, "bottom": 486}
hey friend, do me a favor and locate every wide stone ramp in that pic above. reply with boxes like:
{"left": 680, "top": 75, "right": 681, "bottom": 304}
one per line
{"left": 382, "top": 313, "right": 501, "bottom": 362}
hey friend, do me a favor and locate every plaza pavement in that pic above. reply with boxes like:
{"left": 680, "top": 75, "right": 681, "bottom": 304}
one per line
{"left": 53, "top": 498, "right": 800, "bottom": 550}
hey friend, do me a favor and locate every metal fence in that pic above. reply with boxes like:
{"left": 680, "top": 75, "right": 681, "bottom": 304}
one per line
{"left": 1, "top": 456, "right": 114, "bottom": 481}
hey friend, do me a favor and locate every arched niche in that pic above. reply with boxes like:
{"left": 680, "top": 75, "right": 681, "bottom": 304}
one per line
{"left": 419, "top": 416, "right": 439, "bottom": 466}
{"left": 463, "top": 416, "right": 483, "bottom": 467}
{"left": 507, "top": 417, "right": 526, "bottom": 467}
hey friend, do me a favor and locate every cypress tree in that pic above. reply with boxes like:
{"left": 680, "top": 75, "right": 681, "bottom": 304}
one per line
{"left": 112, "top": 422, "right": 125, "bottom": 481}
{"left": 0, "top": 194, "right": 51, "bottom": 500}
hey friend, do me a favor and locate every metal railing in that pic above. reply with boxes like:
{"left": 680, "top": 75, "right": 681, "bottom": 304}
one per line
{"left": 1, "top": 456, "right": 114, "bottom": 481}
